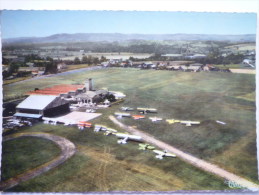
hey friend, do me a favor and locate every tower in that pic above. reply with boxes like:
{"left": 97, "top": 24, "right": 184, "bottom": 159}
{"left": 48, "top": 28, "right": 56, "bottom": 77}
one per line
{"left": 85, "top": 78, "right": 93, "bottom": 91}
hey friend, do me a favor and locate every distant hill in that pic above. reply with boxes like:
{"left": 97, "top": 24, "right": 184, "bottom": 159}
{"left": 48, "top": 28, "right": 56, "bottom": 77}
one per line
{"left": 2, "top": 33, "right": 256, "bottom": 44}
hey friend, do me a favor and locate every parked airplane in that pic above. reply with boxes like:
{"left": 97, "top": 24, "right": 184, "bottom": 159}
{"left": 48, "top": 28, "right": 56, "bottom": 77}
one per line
{"left": 114, "top": 112, "right": 131, "bottom": 118}
{"left": 166, "top": 119, "right": 181, "bottom": 124}
{"left": 115, "top": 133, "right": 142, "bottom": 144}
{"left": 153, "top": 150, "right": 176, "bottom": 159}
{"left": 78, "top": 121, "right": 92, "bottom": 129}
{"left": 149, "top": 117, "right": 163, "bottom": 122}
{"left": 104, "top": 128, "right": 118, "bottom": 136}
{"left": 180, "top": 121, "right": 200, "bottom": 126}
{"left": 86, "top": 109, "right": 96, "bottom": 113}
{"left": 137, "top": 108, "right": 157, "bottom": 114}
{"left": 94, "top": 124, "right": 108, "bottom": 132}
{"left": 216, "top": 120, "right": 226, "bottom": 125}
{"left": 138, "top": 143, "right": 155, "bottom": 150}
{"left": 121, "top": 107, "right": 134, "bottom": 111}
{"left": 132, "top": 115, "right": 145, "bottom": 120}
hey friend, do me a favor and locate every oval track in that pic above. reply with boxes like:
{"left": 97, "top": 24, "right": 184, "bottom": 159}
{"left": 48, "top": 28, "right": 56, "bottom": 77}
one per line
{"left": 0, "top": 132, "right": 76, "bottom": 191}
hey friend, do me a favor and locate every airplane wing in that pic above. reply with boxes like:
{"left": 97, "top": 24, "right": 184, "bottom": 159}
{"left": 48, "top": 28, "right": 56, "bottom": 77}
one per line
{"left": 164, "top": 153, "right": 176, "bottom": 157}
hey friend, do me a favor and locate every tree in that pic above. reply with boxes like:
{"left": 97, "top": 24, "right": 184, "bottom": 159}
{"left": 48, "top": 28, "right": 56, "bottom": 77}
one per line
{"left": 8, "top": 63, "right": 19, "bottom": 75}
{"left": 93, "top": 57, "right": 99, "bottom": 65}
{"left": 106, "top": 94, "right": 116, "bottom": 102}
{"left": 81, "top": 56, "right": 88, "bottom": 64}
{"left": 100, "top": 56, "right": 107, "bottom": 62}
{"left": 74, "top": 57, "right": 81, "bottom": 65}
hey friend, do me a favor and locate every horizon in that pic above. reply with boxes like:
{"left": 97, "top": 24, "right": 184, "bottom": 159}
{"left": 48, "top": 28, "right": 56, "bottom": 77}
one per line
{"left": 1, "top": 11, "right": 257, "bottom": 39}
{"left": 3, "top": 32, "right": 257, "bottom": 40}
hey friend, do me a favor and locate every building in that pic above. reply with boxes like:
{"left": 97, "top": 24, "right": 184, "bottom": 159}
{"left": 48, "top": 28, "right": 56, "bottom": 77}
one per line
{"left": 14, "top": 83, "right": 86, "bottom": 119}
{"left": 75, "top": 89, "right": 108, "bottom": 104}
{"left": 14, "top": 95, "right": 70, "bottom": 118}
{"left": 14, "top": 78, "right": 111, "bottom": 119}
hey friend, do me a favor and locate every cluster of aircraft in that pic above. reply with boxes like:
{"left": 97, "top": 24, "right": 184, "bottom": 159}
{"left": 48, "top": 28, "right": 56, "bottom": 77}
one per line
{"left": 43, "top": 117, "right": 93, "bottom": 130}
{"left": 93, "top": 124, "right": 176, "bottom": 160}
{"left": 115, "top": 107, "right": 201, "bottom": 126}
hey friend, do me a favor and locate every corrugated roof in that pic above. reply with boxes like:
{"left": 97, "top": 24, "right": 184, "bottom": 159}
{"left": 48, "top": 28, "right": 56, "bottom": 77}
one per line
{"left": 16, "top": 95, "right": 57, "bottom": 110}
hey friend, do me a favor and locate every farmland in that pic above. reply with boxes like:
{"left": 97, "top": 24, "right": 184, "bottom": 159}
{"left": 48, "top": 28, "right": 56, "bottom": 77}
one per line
{"left": 2, "top": 68, "right": 257, "bottom": 191}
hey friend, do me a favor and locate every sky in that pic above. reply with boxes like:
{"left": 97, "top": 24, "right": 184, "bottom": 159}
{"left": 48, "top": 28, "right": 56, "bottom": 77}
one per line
{"left": 0, "top": 10, "right": 257, "bottom": 39}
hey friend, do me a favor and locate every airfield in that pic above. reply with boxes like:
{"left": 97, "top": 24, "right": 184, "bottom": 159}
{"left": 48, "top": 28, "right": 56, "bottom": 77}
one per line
{"left": 2, "top": 67, "right": 257, "bottom": 191}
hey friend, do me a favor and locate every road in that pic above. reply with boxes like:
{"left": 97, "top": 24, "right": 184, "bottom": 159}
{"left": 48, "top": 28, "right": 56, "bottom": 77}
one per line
{"left": 6, "top": 66, "right": 103, "bottom": 86}
{"left": 0, "top": 132, "right": 76, "bottom": 191}
{"left": 109, "top": 115, "right": 259, "bottom": 191}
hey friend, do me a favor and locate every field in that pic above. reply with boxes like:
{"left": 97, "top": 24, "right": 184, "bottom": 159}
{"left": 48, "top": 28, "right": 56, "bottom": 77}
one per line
{"left": 1, "top": 137, "right": 61, "bottom": 181}
{"left": 2, "top": 68, "right": 257, "bottom": 191}
{"left": 59, "top": 52, "right": 152, "bottom": 61}
{"left": 225, "top": 43, "right": 256, "bottom": 51}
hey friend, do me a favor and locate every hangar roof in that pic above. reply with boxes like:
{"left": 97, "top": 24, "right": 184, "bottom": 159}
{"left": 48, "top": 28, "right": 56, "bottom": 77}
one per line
{"left": 16, "top": 95, "right": 57, "bottom": 110}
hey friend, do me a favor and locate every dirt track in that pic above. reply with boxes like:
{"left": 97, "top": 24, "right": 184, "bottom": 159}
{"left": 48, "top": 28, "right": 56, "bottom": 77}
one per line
{"left": 109, "top": 115, "right": 259, "bottom": 191}
{"left": 0, "top": 132, "right": 76, "bottom": 191}
{"left": 230, "top": 69, "right": 256, "bottom": 74}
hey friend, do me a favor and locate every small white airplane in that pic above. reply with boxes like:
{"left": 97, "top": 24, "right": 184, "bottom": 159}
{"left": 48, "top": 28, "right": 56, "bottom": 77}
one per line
{"left": 216, "top": 120, "right": 226, "bottom": 125}
{"left": 115, "top": 133, "right": 142, "bottom": 144}
{"left": 94, "top": 124, "right": 108, "bottom": 132}
{"left": 86, "top": 109, "right": 96, "bottom": 113}
{"left": 153, "top": 150, "right": 176, "bottom": 159}
{"left": 114, "top": 112, "right": 131, "bottom": 118}
{"left": 137, "top": 108, "right": 157, "bottom": 114}
{"left": 149, "top": 117, "right": 163, "bottom": 122}
{"left": 121, "top": 107, "right": 134, "bottom": 111}
{"left": 180, "top": 121, "right": 200, "bottom": 126}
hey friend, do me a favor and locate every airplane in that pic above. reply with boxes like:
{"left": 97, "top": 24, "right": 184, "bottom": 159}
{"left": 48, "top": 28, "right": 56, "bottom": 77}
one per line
{"left": 180, "top": 121, "right": 200, "bottom": 126}
{"left": 114, "top": 112, "right": 131, "bottom": 118}
{"left": 104, "top": 128, "right": 118, "bottom": 136}
{"left": 137, "top": 108, "right": 157, "bottom": 114}
{"left": 115, "top": 133, "right": 142, "bottom": 144}
{"left": 94, "top": 124, "right": 108, "bottom": 132}
{"left": 149, "top": 117, "right": 163, "bottom": 122}
{"left": 121, "top": 107, "right": 134, "bottom": 111}
{"left": 64, "top": 120, "right": 77, "bottom": 126}
{"left": 166, "top": 119, "right": 181, "bottom": 124}
{"left": 132, "top": 115, "right": 145, "bottom": 120}
{"left": 216, "top": 120, "right": 226, "bottom": 125}
{"left": 153, "top": 150, "right": 176, "bottom": 159}
{"left": 86, "top": 109, "right": 96, "bottom": 113}
{"left": 78, "top": 121, "right": 92, "bottom": 129}
{"left": 138, "top": 143, "right": 155, "bottom": 150}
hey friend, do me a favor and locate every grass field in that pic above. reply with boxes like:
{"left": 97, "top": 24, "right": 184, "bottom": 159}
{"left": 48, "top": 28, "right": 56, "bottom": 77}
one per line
{"left": 214, "top": 64, "right": 253, "bottom": 69}
{"left": 1, "top": 137, "right": 61, "bottom": 181}
{"left": 2, "top": 68, "right": 257, "bottom": 191}
{"left": 3, "top": 76, "right": 32, "bottom": 85}
{"left": 5, "top": 123, "right": 228, "bottom": 192}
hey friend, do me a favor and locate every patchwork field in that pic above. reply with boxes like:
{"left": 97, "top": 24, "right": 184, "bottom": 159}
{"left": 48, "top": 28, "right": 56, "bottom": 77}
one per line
{"left": 2, "top": 68, "right": 257, "bottom": 191}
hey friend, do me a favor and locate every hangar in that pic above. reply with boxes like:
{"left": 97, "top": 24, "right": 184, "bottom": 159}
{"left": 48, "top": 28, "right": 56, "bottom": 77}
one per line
{"left": 14, "top": 83, "right": 86, "bottom": 119}
{"left": 14, "top": 95, "right": 70, "bottom": 118}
